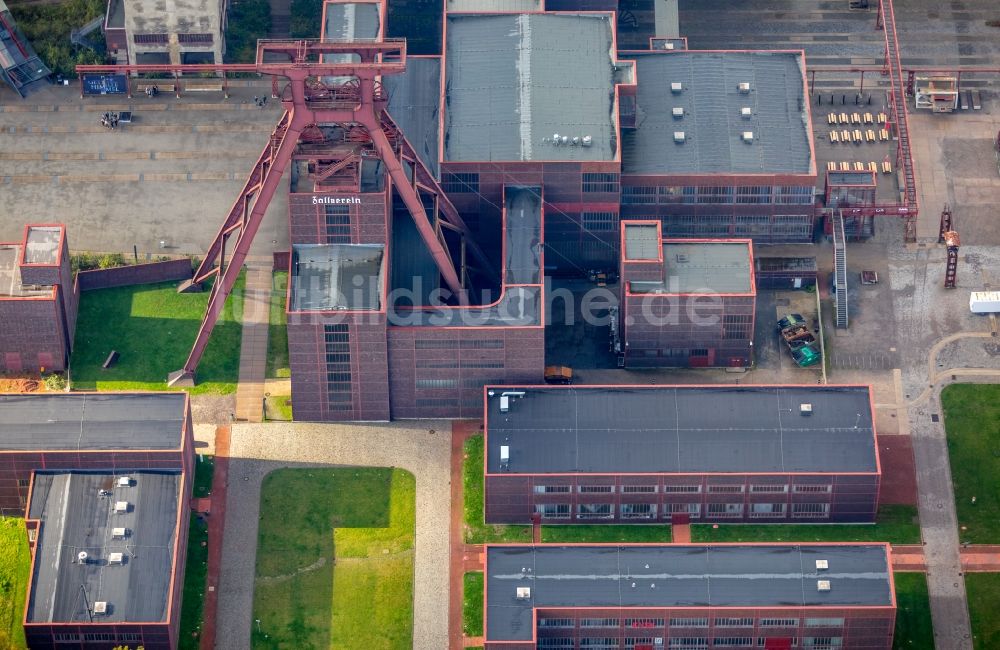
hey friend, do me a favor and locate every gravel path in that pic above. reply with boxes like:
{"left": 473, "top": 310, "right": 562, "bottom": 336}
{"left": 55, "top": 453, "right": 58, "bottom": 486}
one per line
{"left": 215, "top": 421, "right": 452, "bottom": 649}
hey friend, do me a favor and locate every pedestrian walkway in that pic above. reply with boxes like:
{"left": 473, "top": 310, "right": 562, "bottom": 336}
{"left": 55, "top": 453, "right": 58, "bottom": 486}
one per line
{"left": 200, "top": 425, "right": 231, "bottom": 650}
{"left": 671, "top": 522, "right": 691, "bottom": 543}
{"left": 449, "top": 421, "right": 480, "bottom": 650}
{"left": 234, "top": 265, "right": 272, "bottom": 422}
{"left": 891, "top": 544, "right": 1000, "bottom": 573}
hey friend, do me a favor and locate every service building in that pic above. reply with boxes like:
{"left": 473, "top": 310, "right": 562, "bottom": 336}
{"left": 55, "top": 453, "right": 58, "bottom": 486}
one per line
{"left": 484, "top": 385, "right": 880, "bottom": 525}
{"left": 484, "top": 543, "right": 896, "bottom": 649}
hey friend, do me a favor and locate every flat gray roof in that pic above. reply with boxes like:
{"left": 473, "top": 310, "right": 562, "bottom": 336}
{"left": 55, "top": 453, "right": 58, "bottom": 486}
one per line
{"left": 323, "top": 1, "right": 380, "bottom": 41}
{"left": 26, "top": 471, "right": 181, "bottom": 624}
{"left": 444, "top": 13, "right": 617, "bottom": 162}
{"left": 623, "top": 223, "right": 660, "bottom": 261}
{"left": 486, "top": 544, "right": 893, "bottom": 642}
{"left": 23, "top": 226, "right": 62, "bottom": 265}
{"left": 485, "top": 386, "right": 877, "bottom": 474}
{"left": 290, "top": 244, "right": 384, "bottom": 311}
{"left": 622, "top": 51, "right": 812, "bottom": 175}
{"left": 446, "top": 0, "right": 540, "bottom": 11}
{"left": 389, "top": 186, "right": 542, "bottom": 326}
{"left": 0, "top": 245, "right": 50, "bottom": 297}
{"left": 628, "top": 241, "right": 753, "bottom": 294}
{"left": 0, "top": 393, "right": 186, "bottom": 451}
{"left": 385, "top": 56, "right": 441, "bottom": 178}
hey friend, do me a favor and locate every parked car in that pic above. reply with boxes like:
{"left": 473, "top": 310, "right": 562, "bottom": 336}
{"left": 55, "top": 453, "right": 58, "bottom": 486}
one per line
{"left": 791, "top": 344, "right": 821, "bottom": 367}
{"left": 776, "top": 313, "right": 806, "bottom": 332}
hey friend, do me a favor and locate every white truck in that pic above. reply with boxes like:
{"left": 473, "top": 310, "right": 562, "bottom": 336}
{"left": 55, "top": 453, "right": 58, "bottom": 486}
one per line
{"left": 969, "top": 291, "right": 1000, "bottom": 314}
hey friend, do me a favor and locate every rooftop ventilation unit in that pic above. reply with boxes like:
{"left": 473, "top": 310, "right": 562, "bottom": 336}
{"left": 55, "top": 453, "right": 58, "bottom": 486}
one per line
{"left": 114, "top": 501, "right": 129, "bottom": 514}
{"left": 108, "top": 553, "right": 124, "bottom": 565}
{"left": 816, "top": 559, "right": 829, "bottom": 571}
{"left": 77, "top": 551, "right": 89, "bottom": 563}
{"left": 663, "top": 42, "right": 674, "bottom": 50}
{"left": 817, "top": 580, "right": 831, "bottom": 592}
{"left": 800, "top": 403, "right": 813, "bottom": 416}
{"left": 500, "top": 445, "right": 510, "bottom": 471}
{"left": 672, "top": 107, "right": 684, "bottom": 119}
{"left": 516, "top": 587, "right": 531, "bottom": 600}
{"left": 118, "top": 476, "right": 131, "bottom": 488}
{"left": 670, "top": 82, "right": 683, "bottom": 93}
{"left": 98, "top": 489, "right": 112, "bottom": 497}
{"left": 581, "top": 135, "right": 593, "bottom": 147}
{"left": 499, "top": 395, "right": 510, "bottom": 412}
{"left": 93, "top": 601, "right": 108, "bottom": 615}
{"left": 112, "top": 527, "right": 128, "bottom": 539}
{"left": 741, "top": 107, "right": 752, "bottom": 119}
{"left": 738, "top": 82, "right": 751, "bottom": 94}
{"left": 673, "top": 131, "right": 686, "bottom": 143}
{"left": 742, "top": 131, "right": 754, "bottom": 143}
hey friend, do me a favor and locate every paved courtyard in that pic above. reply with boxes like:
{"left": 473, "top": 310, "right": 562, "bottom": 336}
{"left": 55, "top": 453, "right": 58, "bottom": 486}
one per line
{"left": 215, "top": 422, "right": 451, "bottom": 650}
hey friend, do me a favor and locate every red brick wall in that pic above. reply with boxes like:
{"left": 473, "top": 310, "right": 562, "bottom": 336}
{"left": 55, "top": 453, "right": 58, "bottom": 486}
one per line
{"left": 0, "top": 296, "right": 68, "bottom": 372}
{"left": 76, "top": 259, "right": 193, "bottom": 291}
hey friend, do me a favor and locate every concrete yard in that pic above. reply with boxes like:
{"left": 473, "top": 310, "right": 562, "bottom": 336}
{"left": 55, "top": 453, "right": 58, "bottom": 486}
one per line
{"left": 0, "top": 85, "right": 288, "bottom": 257}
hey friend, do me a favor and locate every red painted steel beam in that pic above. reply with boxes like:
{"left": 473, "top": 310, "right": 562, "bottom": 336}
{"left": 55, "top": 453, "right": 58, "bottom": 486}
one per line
{"left": 175, "top": 107, "right": 305, "bottom": 380}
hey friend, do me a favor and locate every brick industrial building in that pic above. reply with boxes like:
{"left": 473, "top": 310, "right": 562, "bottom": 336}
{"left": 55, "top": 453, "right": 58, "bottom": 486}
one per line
{"left": 617, "top": 222, "right": 755, "bottom": 368}
{"left": 0, "top": 393, "right": 193, "bottom": 649}
{"left": 483, "top": 385, "right": 879, "bottom": 525}
{"left": 0, "top": 225, "right": 77, "bottom": 374}
{"left": 0, "top": 392, "right": 194, "bottom": 513}
{"left": 484, "top": 543, "right": 896, "bottom": 649}
{"left": 103, "top": 0, "right": 226, "bottom": 66}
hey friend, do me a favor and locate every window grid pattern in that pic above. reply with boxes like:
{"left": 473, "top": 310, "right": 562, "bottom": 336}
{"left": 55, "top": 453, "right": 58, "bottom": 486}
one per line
{"left": 325, "top": 204, "right": 351, "bottom": 243}
{"left": 324, "top": 324, "right": 352, "bottom": 413}
{"left": 583, "top": 172, "right": 620, "bottom": 193}
{"left": 134, "top": 33, "right": 168, "bottom": 44}
{"left": 442, "top": 172, "right": 479, "bottom": 193}
{"left": 178, "top": 32, "right": 214, "bottom": 44}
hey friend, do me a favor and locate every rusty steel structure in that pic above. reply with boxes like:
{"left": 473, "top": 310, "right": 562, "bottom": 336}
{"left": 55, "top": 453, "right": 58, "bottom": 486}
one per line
{"left": 944, "top": 230, "right": 960, "bottom": 290}
{"left": 939, "top": 204, "right": 953, "bottom": 243}
{"left": 77, "top": 39, "right": 494, "bottom": 385}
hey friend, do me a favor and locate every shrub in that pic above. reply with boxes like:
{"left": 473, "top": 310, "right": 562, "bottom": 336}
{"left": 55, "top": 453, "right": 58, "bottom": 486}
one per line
{"left": 225, "top": 0, "right": 272, "bottom": 63}
{"left": 44, "top": 374, "right": 67, "bottom": 391}
{"left": 289, "top": 0, "right": 324, "bottom": 38}
{"left": 8, "top": 0, "right": 108, "bottom": 77}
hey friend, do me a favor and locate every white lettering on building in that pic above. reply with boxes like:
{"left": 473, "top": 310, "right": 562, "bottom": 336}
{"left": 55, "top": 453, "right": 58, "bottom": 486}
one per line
{"left": 312, "top": 196, "right": 361, "bottom": 205}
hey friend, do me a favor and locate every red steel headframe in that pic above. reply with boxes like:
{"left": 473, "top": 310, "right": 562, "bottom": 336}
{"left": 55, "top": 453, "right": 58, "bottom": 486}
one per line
{"left": 77, "top": 38, "right": 475, "bottom": 385}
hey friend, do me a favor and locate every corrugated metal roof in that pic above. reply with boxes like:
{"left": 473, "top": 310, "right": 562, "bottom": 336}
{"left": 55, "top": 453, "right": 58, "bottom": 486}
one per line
{"left": 444, "top": 13, "right": 617, "bottom": 162}
{"left": 385, "top": 57, "right": 441, "bottom": 178}
{"left": 623, "top": 223, "right": 660, "bottom": 260}
{"left": 323, "top": 2, "right": 381, "bottom": 41}
{"left": 0, "top": 394, "right": 186, "bottom": 450}
{"left": 486, "top": 544, "right": 892, "bottom": 641}
{"left": 485, "top": 385, "right": 877, "bottom": 474}
{"left": 290, "top": 244, "right": 384, "bottom": 311}
{"left": 622, "top": 51, "right": 812, "bottom": 174}
{"left": 446, "top": 0, "right": 541, "bottom": 11}
{"left": 26, "top": 471, "right": 180, "bottom": 623}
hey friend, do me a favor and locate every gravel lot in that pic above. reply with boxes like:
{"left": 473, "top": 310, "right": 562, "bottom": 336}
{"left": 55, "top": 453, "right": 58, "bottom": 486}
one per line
{"left": 215, "top": 421, "right": 452, "bottom": 650}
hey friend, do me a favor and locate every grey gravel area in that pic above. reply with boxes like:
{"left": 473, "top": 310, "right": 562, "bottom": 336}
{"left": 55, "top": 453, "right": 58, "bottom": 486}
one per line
{"left": 215, "top": 421, "right": 452, "bottom": 650}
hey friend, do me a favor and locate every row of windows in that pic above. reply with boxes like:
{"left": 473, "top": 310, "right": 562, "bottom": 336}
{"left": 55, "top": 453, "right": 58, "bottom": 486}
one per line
{"left": 325, "top": 205, "right": 351, "bottom": 243}
{"left": 324, "top": 324, "right": 352, "bottom": 411}
{"left": 537, "top": 638, "right": 840, "bottom": 649}
{"left": 533, "top": 484, "right": 833, "bottom": 494}
{"left": 54, "top": 632, "right": 143, "bottom": 642}
{"left": 622, "top": 185, "right": 814, "bottom": 206}
{"left": 413, "top": 339, "right": 504, "bottom": 349}
{"left": 534, "top": 502, "right": 831, "bottom": 519}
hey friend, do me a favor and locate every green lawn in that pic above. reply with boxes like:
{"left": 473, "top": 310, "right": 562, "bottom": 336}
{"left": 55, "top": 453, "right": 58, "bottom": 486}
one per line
{"left": 263, "top": 395, "right": 293, "bottom": 421}
{"left": 70, "top": 276, "right": 244, "bottom": 394}
{"left": 691, "top": 505, "right": 920, "bottom": 544}
{"left": 266, "top": 272, "right": 290, "bottom": 379}
{"left": 178, "top": 455, "right": 215, "bottom": 649}
{"left": 967, "top": 573, "right": 1000, "bottom": 650}
{"left": 463, "top": 572, "right": 483, "bottom": 637}
{"left": 463, "top": 435, "right": 530, "bottom": 544}
{"left": 893, "top": 572, "right": 934, "bottom": 649}
{"left": 541, "top": 525, "right": 672, "bottom": 543}
{"left": 252, "top": 468, "right": 415, "bottom": 649}
{"left": 942, "top": 384, "right": 1000, "bottom": 543}
{"left": 0, "top": 518, "right": 29, "bottom": 650}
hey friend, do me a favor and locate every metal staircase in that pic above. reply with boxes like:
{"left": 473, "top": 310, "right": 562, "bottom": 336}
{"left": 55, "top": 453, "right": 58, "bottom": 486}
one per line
{"left": 833, "top": 211, "right": 849, "bottom": 329}
{"left": 878, "top": 0, "right": 919, "bottom": 240}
